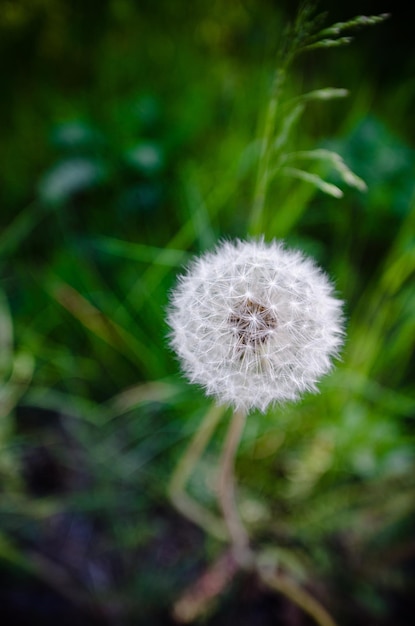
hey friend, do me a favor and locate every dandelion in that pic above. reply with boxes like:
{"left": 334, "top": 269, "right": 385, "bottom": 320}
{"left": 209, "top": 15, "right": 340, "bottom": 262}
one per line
{"left": 167, "top": 238, "right": 344, "bottom": 412}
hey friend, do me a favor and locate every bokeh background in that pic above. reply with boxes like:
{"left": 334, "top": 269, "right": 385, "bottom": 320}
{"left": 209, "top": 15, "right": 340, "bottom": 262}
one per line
{"left": 1, "top": 1, "right": 415, "bottom": 624}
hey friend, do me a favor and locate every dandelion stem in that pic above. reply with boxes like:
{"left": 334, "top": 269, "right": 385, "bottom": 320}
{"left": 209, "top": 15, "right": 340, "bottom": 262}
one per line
{"left": 218, "top": 408, "right": 252, "bottom": 566}
{"left": 169, "top": 403, "right": 228, "bottom": 540}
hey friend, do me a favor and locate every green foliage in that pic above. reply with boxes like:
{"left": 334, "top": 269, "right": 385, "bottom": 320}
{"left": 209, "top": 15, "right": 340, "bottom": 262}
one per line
{"left": 0, "top": 1, "right": 413, "bottom": 624}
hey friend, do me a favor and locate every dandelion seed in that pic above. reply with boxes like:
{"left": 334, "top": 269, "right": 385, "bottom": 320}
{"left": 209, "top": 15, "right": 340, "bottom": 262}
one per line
{"left": 167, "top": 239, "right": 344, "bottom": 412}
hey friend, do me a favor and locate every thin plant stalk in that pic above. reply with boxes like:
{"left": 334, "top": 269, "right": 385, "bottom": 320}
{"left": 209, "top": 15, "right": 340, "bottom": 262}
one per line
{"left": 250, "top": 67, "right": 286, "bottom": 236}
{"left": 217, "top": 408, "right": 252, "bottom": 566}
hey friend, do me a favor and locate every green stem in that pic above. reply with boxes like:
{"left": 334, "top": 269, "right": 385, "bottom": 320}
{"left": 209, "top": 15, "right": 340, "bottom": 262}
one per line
{"left": 249, "top": 67, "right": 286, "bottom": 236}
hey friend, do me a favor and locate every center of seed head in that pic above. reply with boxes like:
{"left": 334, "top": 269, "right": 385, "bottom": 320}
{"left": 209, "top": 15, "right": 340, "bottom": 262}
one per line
{"left": 228, "top": 298, "right": 278, "bottom": 348}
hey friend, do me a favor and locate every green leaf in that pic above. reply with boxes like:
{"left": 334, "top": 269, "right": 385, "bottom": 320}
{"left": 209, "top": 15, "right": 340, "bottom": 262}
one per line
{"left": 38, "top": 158, "right": 108, "bottom": 205}
{"left": 94, "top": 237, "right": 189, "bottom": 266}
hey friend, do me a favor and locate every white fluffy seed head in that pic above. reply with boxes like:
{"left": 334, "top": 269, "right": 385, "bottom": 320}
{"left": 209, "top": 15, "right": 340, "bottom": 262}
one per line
{"left": 167, "top": 239, "right": 344, "bottom": 413}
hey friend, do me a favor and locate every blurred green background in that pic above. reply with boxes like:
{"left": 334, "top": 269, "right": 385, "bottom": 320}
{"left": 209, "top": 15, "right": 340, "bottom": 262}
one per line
{"left": 1, "top": 1, "right": 415, "bottom": 624}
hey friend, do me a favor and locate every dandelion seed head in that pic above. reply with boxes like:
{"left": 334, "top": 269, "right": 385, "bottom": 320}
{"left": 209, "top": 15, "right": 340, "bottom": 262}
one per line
{"left": 167, "top": 239, "right": 344, "bottom": 412}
